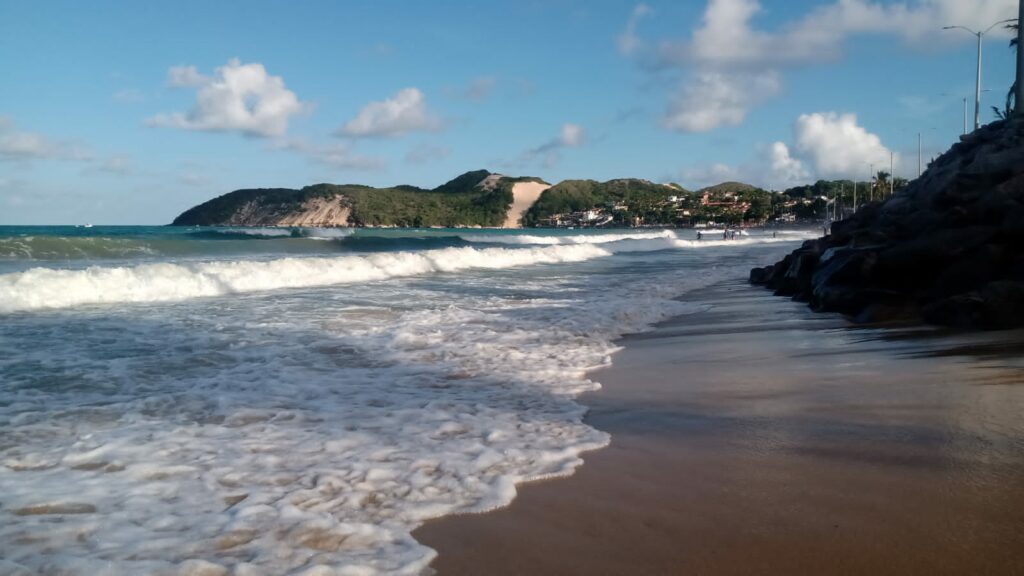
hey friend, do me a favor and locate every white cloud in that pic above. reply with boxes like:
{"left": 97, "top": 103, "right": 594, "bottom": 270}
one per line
{"left": 531, "top": 123, "right": 586, "bottom": 153}
{"left": 167, "top": 65, "right": 208, "bottom": 87}
{"left": 148, "top": 59, "right": 307, "bottom": 137}
{"left": 616, "top": 4, "right": 652, "bottom": 55}
{"left": 112, "top": 88, "right": 145, "bottom": 104}
{"left": 558, "top": 123, "right": 585, "bottom": 147}
{"left": 679, "top": 112, "right": 891, "bottom": 189}
{"left": 405, "top": 142, "right": 451, "bottom": 164}
{"left": 680, "top": 162, "right": 741, "bottom": 188}
{"left": 0, "top": 116, "right": 93, "bottom": 161}
{"left": 462, "top": 76, "right": 497, "bottom": 102}
{"left": 793, "top": 112, "right": 893, "bottom": 178}
{"left": 658, "top": 0, "right": 1017, "bottom": 69}
{"left": 522, "top": 123, "right": 587, "bottom": 168}
{"left": 766, "top": 141, "right": 810, "bottom": 187}
{"left": 662, "top": 71, "right": 780, "bottom": 132}
{"left": 274, "top": 137, "right": 385, "bottom": 171}
{"left": 627, "top": 0, "right": 1016, "bottom": 133}
{"left": 178, "top": 169, "right": 209, "bottom": 188}
{"left": 0, "top": 118, "right": 52, "bottom": 159}
{"left": 679, "top": 142, "right": 807, "bottom": 190}
{"left": 337, "top": 88, "right": 442, "bottom": 138}
{"left": 97, "top": 155, "right": 132, "bottom": 174}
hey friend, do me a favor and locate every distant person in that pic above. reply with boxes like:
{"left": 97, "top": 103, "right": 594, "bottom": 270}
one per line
{"left": 723, "top": 230, "right": 728, "bottom": 240}
{"left": 772, "top": 231, "right": 777, "bottom": 238}
{"left": 697, "top": 231, "right": 702, "bottom": 240}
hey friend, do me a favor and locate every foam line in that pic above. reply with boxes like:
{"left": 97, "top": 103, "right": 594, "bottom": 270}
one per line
{"left": 0, "top": 245, "right": 609, "bottom": 312}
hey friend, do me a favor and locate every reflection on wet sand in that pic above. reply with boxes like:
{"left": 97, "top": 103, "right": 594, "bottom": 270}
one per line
{"left": 416, "top": 281, "right": 1024, "bottom": 576}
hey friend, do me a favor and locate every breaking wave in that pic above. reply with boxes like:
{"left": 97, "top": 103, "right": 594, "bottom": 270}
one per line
{"left": 0, "top": 244, "right": 609, "bottom": 312}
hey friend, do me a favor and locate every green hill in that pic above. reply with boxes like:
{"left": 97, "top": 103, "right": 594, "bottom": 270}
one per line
{"left": 697, "top": 181, "right": 759, "bottom": 194}
{"left": 522, "top": 178, "right": 680, "bottom": 226}
{"left": 171, "top": 171, "right": 537, "bottom": 228}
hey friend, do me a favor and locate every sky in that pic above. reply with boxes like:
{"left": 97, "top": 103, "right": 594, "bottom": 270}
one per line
{"left": 0, "top": 0, "right": 1020, "bottom": 224}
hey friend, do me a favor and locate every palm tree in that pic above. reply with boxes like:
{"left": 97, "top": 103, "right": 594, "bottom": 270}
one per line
{"left": 997, "top": 21, "right": 1020, "bottom": 119}
{"left": 874, "top": 171, "right": 891, "bottom": 199}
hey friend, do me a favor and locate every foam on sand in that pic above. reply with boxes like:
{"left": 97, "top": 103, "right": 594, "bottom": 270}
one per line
{"left": 0, "top": 244, "right": 720, "bottom": 574}
{"left": 461, "top": 229, "right": 819, "bottom": 252}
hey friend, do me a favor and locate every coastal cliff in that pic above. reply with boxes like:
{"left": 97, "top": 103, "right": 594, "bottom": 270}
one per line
{"left": 751, "top": 116, "right": 1024, "bottom": 330}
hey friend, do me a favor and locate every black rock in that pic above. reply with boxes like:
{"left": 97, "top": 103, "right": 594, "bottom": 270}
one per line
{"left": 751, "top": 115, "right": 1024, "bottom": 330}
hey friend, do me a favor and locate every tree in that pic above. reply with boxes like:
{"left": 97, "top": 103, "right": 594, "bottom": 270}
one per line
{"left": 997, "top": 20, "right": 1020, "bottom": 119}
{"left": 874, "top": 171, "right": 891, "bottom": 199}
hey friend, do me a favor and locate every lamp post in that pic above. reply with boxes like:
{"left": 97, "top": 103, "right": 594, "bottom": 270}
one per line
{"left": 943, "top": 91, "right": 988, "bottom": 134}
{"left": 962, "top": 96, "right": 968, "bottom": 133}
{"left": 944, "top": 19, "right": 1016, "bottom": 131}
{"left": 889, "top": 151, "right": 894, "bottom": 197}
{"left": 869, "top": 163, "right": 875, "bottom": 202}
{"left": 921, "top": 132, "right": 929, "bottom": 177}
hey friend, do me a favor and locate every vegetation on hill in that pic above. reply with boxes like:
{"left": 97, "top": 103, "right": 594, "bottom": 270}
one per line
{"left": 172, "top": 169, "right": 915, "bottom": 229}
{"left": 171, "top": 187, "right": 338, "bottom": 226}
{"left": 518, "top": 175, "right": 914, "bottom": 227}
{"left": 172, "top": 171, "right": 531, "bottom": 227}
{"left": 432, "top": 169, "right": 493, "bottom": 194}
{"left": 339, "top": 181, "right": 511, "bottom": 227}
{"left": 698, "top": 181, "right": 758, "bottom": 194}
{"left": 522, "top": 179, "right": 681, "bottom": 227}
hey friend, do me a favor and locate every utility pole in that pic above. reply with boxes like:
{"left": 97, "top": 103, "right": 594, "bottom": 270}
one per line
{"left": 963, "top": 96, "right": 968, "bottom": 134}
{"left": 945, "top": 19, "right": 1016, "bottom": 131}
{"left": 853, "top": 180, "right": 857, "bottom": 212}
{"left": 870, "top": 163, "right": 875, "bottom": 202}
{"left": 975, "top": 31, "right": 983, "bottom": 128}
{"left": 921, "top": 132, "right": 929, "bottom": 177}
{"left": 890, "top": 151, "right": 894, "bottom": 197}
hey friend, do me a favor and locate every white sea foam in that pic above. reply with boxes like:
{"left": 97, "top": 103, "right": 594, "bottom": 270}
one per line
{"left": 461, "top": 229, "right": 819, "bottom": 250}
{"left": 460, "top": 230, "right": 680, "bottom": 245}
{"left": 229, "top": 227, "right": 294, "bottom": 237}
{"left": 0, "top": 232, "right": 805, "bottom": 574}
{"left": 297, "top": 227, "right": 355, "bottom": 239}
{"left": 0, "top": 244, "right": 608, "bottom": 312}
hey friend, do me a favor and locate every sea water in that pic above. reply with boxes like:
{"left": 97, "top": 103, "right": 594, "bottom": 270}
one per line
{"left": 0, "top": 225, "right": 813, "bottom": 575}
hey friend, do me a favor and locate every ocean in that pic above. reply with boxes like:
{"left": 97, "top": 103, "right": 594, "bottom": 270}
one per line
{"left": 0, "top": 225, "right": 813, "bottom": 575}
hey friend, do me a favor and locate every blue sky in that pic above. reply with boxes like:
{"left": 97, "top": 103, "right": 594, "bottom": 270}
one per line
{"left": 0, "top": 0, "right": 1019, "bottom": 224}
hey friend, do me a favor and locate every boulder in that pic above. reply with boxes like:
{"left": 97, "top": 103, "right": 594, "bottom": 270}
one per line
{"left": 752, "top": 115, "right": 1024, "bottom": 330}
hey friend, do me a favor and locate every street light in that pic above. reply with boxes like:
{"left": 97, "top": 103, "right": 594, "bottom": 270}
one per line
{"left": 942, "top": 90, "right": 990, "bottom": 135}
{"left": 944, "top": 18, "right": 1016, "bottom": 131}
{"left": 889, "top": 151, "right": 894, "bottom": 197}
{"left": 869, "top": 163, "right": 875, "bottom": 202}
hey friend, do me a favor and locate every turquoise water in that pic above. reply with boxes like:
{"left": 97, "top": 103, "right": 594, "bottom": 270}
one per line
{"left": 0, "top": 225, "right": 812, "bottom": 574}
{"left": 0, "top": 225, "right": 709, "bottom": 270}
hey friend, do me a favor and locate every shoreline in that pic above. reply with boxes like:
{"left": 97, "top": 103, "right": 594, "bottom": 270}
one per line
{"left": 414, "top": 280, "right": 1024, "bottom": 575}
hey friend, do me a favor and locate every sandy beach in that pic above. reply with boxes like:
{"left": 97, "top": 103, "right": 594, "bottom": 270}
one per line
{"left": 502, "top": 182, "right": 550, "bottom": 228}
{"left": 416, "top": 280, "right": 1024, "bottom": 575}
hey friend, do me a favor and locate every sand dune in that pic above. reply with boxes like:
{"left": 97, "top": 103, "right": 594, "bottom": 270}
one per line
{"left": 502, "top": 182, "right": 550, "bottom": 228}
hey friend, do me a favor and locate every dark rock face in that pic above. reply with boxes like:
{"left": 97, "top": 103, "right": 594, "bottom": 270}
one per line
{"left": 751, "top": 117, "right": 1024, "bottom": 330}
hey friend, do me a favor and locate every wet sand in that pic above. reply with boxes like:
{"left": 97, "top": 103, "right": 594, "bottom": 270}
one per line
{"left": 415, "top": 280, "right": 1024, "bottom": 575}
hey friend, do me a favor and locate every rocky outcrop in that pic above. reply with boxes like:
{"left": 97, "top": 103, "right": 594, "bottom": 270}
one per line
{"left": 207, "top": 194, "right": 352, "bottom": 227}
{"left": 751, "top": 116, "right": 1024, "bottom": 330}
{"left": 275, "top": 196, "right": 351, "bottom": 227}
